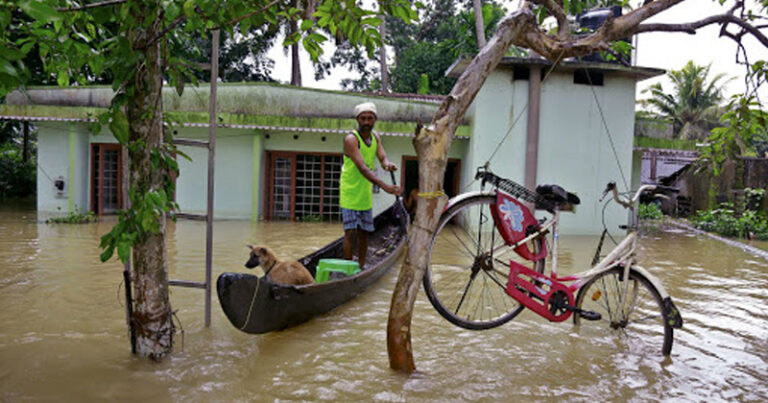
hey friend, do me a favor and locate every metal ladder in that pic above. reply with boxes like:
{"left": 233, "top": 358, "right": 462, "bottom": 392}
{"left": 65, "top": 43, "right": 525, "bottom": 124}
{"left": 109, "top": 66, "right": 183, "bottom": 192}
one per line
{"left": 167, "top": 30, "right": 221, "bottom": 327}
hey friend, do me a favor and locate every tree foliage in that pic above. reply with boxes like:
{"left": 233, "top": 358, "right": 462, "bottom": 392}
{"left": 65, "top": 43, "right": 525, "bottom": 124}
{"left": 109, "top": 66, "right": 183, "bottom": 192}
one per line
{"left": 2, "top": 0, "right": 419, "bottom": 360}
{"left": 641, "top": 61, "right": 730, "bottom": 140}
{"left": 387, "top": 0, "right": 507, "bottom": 94}
{"left": 701, "top": 95, "right": 768, "bottom": 175}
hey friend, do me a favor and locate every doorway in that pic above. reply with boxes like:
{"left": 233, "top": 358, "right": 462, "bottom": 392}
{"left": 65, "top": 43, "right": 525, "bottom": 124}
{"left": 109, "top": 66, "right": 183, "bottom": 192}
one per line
{"left": 401, "top": 157, "right": 461, "bottom": 217}
{"left": 90, "top": 143, "right": 122, "bottom": 214}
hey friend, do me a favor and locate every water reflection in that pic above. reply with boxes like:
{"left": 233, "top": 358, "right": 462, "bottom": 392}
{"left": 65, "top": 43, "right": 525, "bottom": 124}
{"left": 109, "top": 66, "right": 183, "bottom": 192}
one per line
{"left": 0, "top": 203, "right": 767, "bottom": 401}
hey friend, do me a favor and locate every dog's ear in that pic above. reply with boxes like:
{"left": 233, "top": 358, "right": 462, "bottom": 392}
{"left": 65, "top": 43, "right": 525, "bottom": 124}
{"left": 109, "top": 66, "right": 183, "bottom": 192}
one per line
{"left": 259, "top": 247, "right": 267, "bottom": 255}
{"left": 246, "top": 244, "right": 254, "bottom": 250}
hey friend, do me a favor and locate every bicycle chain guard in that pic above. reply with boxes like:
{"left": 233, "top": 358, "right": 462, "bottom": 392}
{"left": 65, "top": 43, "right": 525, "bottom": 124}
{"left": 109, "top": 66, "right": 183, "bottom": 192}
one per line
{"left": 491, "top": 192, "right": 547, "bottom": 261}
{"left": 506, "top": 260, "right": 574, "bottom": 322}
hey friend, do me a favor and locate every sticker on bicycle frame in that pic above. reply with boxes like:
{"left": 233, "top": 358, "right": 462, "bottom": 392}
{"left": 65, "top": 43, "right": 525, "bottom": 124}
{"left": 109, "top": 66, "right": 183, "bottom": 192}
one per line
{"left": 499, "top": 199, "right": 525, "bottom": 232}
{"left": 491, "top": 193, "right": 547, "bottom": 261}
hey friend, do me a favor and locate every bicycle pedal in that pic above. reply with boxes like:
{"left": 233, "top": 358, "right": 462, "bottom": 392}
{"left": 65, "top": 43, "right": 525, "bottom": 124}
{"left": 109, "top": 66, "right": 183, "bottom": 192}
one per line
{"left": 579, "top": 310, "right": 602, "bottom": 321}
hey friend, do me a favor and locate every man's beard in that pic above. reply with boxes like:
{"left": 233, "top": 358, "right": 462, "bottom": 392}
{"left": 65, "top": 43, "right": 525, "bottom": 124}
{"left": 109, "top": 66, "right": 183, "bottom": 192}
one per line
{"left": 359, "top": 124, "right": 373, "bottom": 132}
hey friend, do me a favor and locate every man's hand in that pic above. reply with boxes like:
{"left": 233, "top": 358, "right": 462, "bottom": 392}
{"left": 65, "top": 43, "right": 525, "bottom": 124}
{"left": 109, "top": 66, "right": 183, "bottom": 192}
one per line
{"left": 382, "top": 183, "right": 401, "bottom": 195}
{"left": 382, "top": 161, "right": 398, "bottom": 172}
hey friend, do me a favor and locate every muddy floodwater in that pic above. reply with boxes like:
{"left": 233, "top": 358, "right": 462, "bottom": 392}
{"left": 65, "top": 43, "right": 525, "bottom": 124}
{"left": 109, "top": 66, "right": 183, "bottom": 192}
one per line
{"left": 1, "top": 202, "right": 767, "bottom": 401}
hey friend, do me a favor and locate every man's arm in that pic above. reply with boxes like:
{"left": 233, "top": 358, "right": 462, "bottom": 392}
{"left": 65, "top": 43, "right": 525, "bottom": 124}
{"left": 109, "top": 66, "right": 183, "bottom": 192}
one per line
{"left": 374, "top": 132, "right": 397, "bottom": 172}
{"left": 344, "top": 134, "right": 399, "bottom": 195}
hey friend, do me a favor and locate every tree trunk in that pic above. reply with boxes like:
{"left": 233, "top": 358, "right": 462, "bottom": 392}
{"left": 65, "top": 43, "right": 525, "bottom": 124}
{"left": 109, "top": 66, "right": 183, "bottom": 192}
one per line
{"left": 290, "top": 18, "right": 302, "bottom": 86}
{"left": 127, "top": 7, "right": 173, "bottom": 361}
{"left": 379, "top": 19, "right": 389, "bottom": 93}
{"left": 473, "top": 0, "right": 486, "bottom": 49}
{"left": 387, "top": 9, "right": 537, "bottom": 373}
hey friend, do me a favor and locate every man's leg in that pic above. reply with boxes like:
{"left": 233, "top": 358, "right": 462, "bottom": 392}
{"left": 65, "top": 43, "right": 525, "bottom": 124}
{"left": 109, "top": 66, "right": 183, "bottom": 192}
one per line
{"left": 357, "top": 230, "right": 368, "bottom": 268}
{"left": 343, "top": 229, "right": 356, "bottom": 261}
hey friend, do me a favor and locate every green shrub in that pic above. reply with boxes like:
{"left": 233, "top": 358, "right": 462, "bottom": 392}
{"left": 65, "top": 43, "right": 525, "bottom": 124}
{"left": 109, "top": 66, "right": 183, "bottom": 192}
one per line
{"left": 46, "top": 210, "right": 97, "bottom": 224}
{"left": 0, "top": 145, "right": 35, "bottom": 199}
{"left": 690, "top": 202, "right": 768, "bottom": 240}
{"left": 639, "top": 203, "right": 664, "bottom": 220}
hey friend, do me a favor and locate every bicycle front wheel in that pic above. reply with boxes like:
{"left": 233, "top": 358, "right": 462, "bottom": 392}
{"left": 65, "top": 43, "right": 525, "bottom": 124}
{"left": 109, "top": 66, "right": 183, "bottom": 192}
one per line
{"left": 574, "top": 266, "right": 673, "bottom": 355}
{"left": 423, "top": 194, "right": 546, "bottom": 330}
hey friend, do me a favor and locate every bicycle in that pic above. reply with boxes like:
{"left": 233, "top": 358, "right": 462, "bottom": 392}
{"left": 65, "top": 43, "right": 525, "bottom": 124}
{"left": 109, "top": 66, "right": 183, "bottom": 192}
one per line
{"left": 423, "top": 165, "right": 684, "bottom": 355}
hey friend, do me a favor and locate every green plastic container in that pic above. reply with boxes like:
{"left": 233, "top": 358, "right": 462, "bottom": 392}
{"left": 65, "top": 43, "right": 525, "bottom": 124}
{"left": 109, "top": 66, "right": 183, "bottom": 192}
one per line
{"left": 315, "top": 258, "right": 361, "bottom": 283}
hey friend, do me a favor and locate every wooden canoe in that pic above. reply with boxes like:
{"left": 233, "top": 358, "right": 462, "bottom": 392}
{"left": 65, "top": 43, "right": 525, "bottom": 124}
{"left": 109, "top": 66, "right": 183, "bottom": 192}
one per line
{"left": 216, "top": 201, "right": 408, "bottom": 334}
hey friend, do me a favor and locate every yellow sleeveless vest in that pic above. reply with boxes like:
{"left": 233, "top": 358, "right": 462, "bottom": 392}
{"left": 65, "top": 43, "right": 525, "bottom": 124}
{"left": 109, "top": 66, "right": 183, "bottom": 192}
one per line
{"left": 340, "top": 131, "right": 377, "bottom": 210}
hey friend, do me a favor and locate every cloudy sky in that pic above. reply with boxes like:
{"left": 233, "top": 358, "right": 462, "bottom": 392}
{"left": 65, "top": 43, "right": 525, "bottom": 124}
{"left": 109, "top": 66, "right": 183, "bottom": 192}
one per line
{"left": 267, "top": 0, "right": 767, "bottom": 105}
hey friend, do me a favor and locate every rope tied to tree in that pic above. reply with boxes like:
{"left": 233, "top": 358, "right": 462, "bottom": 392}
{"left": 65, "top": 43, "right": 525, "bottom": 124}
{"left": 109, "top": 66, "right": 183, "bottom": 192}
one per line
{"left": 417, "top": 189, "right": 445, "bottom": 199}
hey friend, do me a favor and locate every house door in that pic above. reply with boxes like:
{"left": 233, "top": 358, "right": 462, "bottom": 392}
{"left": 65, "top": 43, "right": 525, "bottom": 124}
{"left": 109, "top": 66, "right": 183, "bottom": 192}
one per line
{"left": 91, "top": 143, "right": 122, "bottom": 214}
{"left": 265, "top": 151, "right": 343, "bottom": 220}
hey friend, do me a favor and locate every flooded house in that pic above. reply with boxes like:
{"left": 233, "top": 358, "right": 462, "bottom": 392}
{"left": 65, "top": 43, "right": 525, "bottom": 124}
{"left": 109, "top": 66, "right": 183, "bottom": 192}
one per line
{"left": 1, "top": 57, "right": 663, "bottom": 234}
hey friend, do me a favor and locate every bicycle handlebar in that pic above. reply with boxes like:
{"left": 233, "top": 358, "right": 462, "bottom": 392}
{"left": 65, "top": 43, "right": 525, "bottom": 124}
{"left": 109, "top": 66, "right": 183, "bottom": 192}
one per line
{"left": 605, "top": 182, "right": 680, "bottom": 210}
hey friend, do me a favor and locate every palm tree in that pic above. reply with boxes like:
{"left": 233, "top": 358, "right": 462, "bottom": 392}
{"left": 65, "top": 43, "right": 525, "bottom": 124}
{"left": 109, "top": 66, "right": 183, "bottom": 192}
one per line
{"left": 642, "top": 61, "right": 731, "bottom": 140}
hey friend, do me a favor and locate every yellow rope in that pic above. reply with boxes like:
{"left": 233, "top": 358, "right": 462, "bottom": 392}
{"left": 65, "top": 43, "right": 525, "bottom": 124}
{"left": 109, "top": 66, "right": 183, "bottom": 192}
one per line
{"left": 239, "top": 275, "right": 261, "bottom": 330}
{"left": 417, "top": 189, "right": 445, "bottom": 199}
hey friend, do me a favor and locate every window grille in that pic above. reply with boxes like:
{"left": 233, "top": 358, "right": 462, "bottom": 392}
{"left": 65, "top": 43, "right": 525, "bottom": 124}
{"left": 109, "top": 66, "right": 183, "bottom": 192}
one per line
{"left": 272, "top": 157, "right": 292, "bottom": 219}
{"left": 268, "top": 152, "right": 342, "bottom": 221}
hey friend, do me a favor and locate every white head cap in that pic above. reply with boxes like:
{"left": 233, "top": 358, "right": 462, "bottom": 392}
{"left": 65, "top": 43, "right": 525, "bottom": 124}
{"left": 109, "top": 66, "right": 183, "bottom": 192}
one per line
{"left": 354, "top": 102, "right": 377, "bottom": 118}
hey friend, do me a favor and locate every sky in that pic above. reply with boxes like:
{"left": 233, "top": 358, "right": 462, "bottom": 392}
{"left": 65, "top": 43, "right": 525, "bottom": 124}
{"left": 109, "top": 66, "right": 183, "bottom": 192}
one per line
{"left": 266, "top": 0, "right": 767, "bottom": 106}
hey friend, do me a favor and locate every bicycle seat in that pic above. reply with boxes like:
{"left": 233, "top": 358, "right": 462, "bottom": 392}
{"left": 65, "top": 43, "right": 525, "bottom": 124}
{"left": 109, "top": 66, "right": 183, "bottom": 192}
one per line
{"left": 535, "top": 184, "right": 580, "bottom": 210}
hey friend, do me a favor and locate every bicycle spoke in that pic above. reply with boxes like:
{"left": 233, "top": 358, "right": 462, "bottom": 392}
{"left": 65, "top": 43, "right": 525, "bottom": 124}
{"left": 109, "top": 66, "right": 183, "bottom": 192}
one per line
{"left": 423, "top": 194, "right": 546, "bottom": 330}
{"left": 574, "top": 267, "right": 673, "bottom": 355}
{"left": 453, "top": 272, "right": 476, "bottom": 316}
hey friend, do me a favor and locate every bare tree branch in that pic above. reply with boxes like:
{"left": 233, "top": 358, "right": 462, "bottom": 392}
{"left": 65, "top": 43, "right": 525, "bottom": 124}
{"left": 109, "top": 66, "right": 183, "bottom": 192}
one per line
{"left": 216, "top": 0, "right": 282, "bottom": 30}
{"left": 529, "top": 0, "right": 570, "bottom": 39}
{"left": 144, "top": 14, "right": 188, "bottom": 49}
{"left": 513, "top": 0, "right": 767, "bottom": 62}
{"left": 57, "top": 0, "right": 127, "bottom": 12}
{"left": 143, "top": 0, "right": 281, "bottom": 50}
{"left": 636, "top": 14, "right": 768, "bottom": 48}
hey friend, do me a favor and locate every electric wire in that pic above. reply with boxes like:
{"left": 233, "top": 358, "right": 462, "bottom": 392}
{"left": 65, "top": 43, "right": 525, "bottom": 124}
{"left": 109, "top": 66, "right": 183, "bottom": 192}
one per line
{"left": 584, "top": 69, "right": 630, "bottom": 191}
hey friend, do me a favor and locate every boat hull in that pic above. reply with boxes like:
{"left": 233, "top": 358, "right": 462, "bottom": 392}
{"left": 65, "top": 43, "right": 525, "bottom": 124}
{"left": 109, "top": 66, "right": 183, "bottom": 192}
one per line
{"left": 217, "top": 203, "right": 408, "bottom": 334}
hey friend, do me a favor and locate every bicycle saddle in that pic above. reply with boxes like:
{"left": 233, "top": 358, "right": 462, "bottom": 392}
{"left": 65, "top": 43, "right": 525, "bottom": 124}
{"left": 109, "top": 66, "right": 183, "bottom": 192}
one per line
{"left": 535, "top": 184, "right": 580, "bottom": 208}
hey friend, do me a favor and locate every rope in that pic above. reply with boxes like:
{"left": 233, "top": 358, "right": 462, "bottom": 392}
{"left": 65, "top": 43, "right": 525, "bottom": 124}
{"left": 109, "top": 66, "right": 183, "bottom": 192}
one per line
{"left": 239, "top": 275, "right": 261, "bottom": 330}
{"left": 417, "top": 190, "right": 445, "bottom": 199}
{"left": 584, "top": 68, "right": 630, "bottom": 191}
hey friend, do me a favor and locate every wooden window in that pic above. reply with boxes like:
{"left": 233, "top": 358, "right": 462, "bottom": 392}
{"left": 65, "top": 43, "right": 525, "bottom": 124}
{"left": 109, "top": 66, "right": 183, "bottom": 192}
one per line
{"left": 91, "top": 143, "right": 122, "bottom": 215}
{"left": 265, "top": 151, "right": 343, "bottom": 221}
{"left": 574, "top": 69, "right": 604, "bottom": 86}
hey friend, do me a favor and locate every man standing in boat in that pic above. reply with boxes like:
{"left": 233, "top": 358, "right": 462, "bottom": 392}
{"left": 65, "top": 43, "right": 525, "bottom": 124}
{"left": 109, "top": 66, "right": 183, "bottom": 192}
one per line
{"left": 340, "top": 102, "right": 400, "bottom": 268}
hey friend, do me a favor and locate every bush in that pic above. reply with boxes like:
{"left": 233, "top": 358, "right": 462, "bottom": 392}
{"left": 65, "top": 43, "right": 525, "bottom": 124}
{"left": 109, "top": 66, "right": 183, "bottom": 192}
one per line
{"left": 0, "top": 145, "right": 35, "bottom": 199}
{"left": 46, "top": 210, "right": 97, "bottom": 224}
{"left": 639, "top": 203, "right": 664, "bottom": 220}
{"left": 690, "top": 202, "right": 768, "bottom": 240}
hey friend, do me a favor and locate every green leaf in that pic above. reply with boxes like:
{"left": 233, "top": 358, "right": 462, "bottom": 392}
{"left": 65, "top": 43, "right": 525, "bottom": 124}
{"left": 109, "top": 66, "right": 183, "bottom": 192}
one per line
{"left": 56, "top": 71, "right": 69, "bottom": 86}
{"left": 0, "top": 9, "right": 10, "bottom": 29}
{"left": 117, "top": 241, "right": 130, "bottom": 263}
{"left": 300, "top": 19, "right": 314, "bottom": 31}
{"left": 100, "top": 244, "right": 115, "bottom": 262}
{"left": 109, "top": 109, "right": 130, "bottom": 144}
{"left": 309, "top": 32, "right": 327, "bottom": 43}
{"left": 183, "top": 0, "right": 196, "bottom": 18}
{"left": 0, "top": 59, "right": 18, "bottom": 77}
{"left": 20, "top": 42, "right": 35, "bottom": 56}
{"left": 20, "top": 0, "right": 62, "bottom": 22}
{"left": 361, "top": 17, "right": 381, "bottom": 27}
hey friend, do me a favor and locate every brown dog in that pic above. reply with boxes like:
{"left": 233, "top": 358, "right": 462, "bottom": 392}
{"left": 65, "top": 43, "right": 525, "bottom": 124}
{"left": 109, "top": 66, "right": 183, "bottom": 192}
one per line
{"left": 244, "top": 245, "right": 315, "bottom": 285}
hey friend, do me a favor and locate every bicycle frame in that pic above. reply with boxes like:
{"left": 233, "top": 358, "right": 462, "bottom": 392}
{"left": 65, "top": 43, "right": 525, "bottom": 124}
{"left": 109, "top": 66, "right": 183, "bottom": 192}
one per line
{"left": 481, "top": 184, "right": 676, "bottom": 323}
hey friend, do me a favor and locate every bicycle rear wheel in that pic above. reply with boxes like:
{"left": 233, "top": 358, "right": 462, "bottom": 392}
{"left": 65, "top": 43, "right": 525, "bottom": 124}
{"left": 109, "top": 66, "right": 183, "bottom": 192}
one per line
{"left": 423, "top": 194, "right": 546, "bottom": 330}
{"left": 574, "top": 266, "right": 673, "bottom": 355}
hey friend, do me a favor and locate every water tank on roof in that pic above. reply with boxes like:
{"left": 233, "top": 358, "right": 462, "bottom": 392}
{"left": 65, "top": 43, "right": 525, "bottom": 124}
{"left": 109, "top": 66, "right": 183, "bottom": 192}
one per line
{"left": 577, "top": 6, "right": 628, "bottom": 64}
